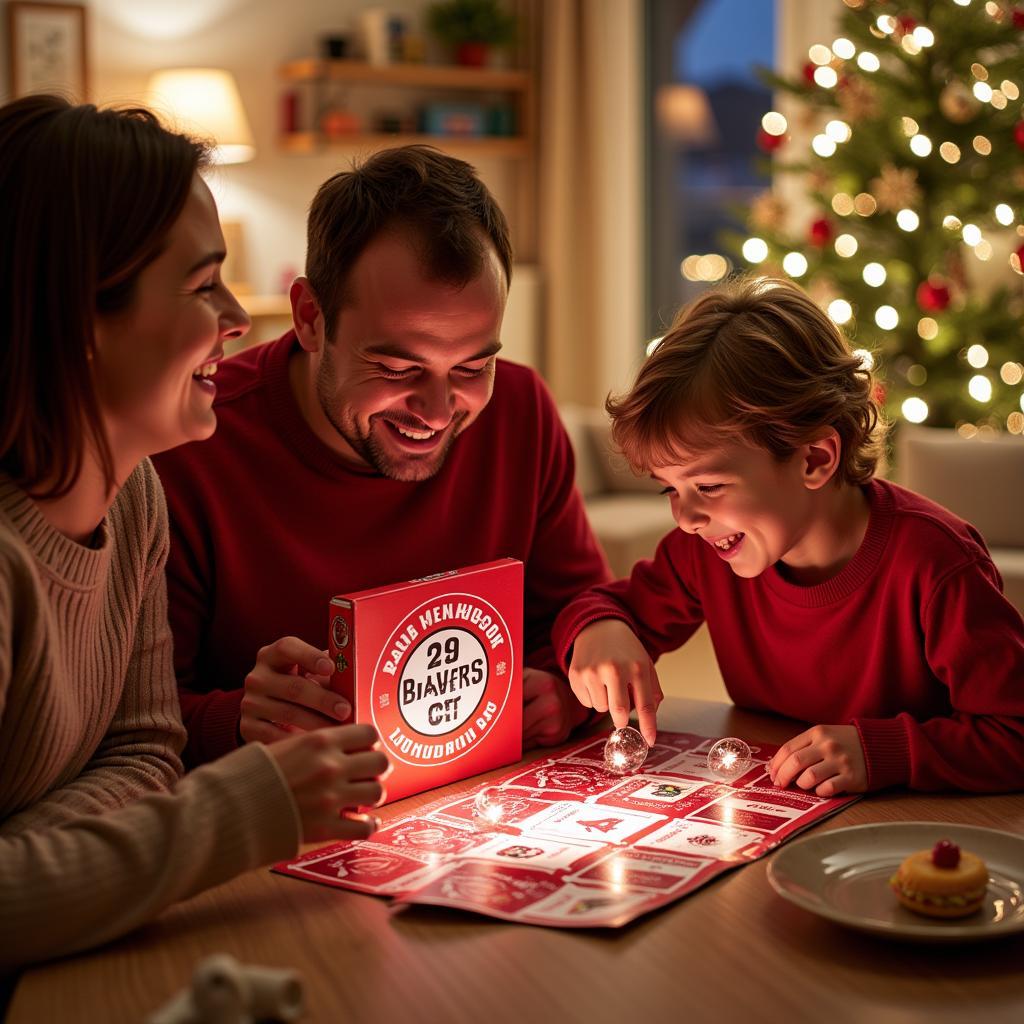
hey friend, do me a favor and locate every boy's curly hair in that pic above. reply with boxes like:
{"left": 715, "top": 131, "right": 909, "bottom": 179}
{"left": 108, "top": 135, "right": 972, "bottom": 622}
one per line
{"left": 608, "top": 276, "right": 886, "bottom": 485}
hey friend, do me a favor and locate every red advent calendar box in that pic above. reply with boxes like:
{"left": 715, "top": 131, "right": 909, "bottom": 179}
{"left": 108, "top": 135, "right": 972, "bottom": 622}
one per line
{"left": 329, "top": 559, "right": 523, "bottom": 804}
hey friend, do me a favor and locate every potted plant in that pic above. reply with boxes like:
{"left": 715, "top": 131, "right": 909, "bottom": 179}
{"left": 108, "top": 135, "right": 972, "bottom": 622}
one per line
{"left": 427, "top": 0, "right": 517, "bottom": 67}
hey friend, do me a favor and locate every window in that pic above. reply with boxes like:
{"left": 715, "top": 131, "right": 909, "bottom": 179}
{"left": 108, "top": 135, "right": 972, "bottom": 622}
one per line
{"left": 645, "top": 0, "right": 775, "bottom": 341}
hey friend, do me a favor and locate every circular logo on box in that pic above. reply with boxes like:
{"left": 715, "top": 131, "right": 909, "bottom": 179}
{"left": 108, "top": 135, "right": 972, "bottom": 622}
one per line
{"left": 331, "top": 615, "right": 350, "bottom": 650}
{"left": 371, "top": 593, "right": 514, "bottom": 767}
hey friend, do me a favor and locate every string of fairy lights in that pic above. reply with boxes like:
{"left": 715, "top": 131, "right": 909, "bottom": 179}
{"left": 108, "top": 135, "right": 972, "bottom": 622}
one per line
{"left": 676, "top": 0, "right": 1024, "bottom": 436}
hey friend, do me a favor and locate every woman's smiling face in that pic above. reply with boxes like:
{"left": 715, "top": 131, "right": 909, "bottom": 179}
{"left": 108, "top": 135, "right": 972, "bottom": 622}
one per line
{"left": 92, "top": 174, "right": 249, "bottom": 468}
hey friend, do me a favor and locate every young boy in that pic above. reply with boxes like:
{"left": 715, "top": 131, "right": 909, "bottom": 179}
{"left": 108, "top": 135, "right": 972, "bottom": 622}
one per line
{"left": 553, "top": 276, "right": 1024, "bottom": 794}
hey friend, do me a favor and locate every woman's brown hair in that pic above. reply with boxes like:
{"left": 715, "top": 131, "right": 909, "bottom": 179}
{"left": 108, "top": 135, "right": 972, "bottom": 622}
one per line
{"left": 608, "top": 276, "right": 886, "bottom": 485}
{"left": 0, "top": 95, "right": 208, "bottom": 497}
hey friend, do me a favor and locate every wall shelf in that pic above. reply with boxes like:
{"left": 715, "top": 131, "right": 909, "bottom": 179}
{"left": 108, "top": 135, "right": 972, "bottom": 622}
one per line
{"left": 277, "top": 52, "right": 537, "bottom": 260}
{"left": 279, "top": 59, "right": 530, "bottom": 93}
{"left": 279, "top": 130, "right": 529, "bottom": 159}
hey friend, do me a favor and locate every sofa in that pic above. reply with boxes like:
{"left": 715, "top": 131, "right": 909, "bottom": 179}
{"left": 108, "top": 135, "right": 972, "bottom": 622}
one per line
{"left": 896, "top": 426, "right": 1024, "bottom": 614}
{"left": 563, "top": 411, "right": 1024, "bottom": 617}
{"left": 561, "top": 404, "right": 675, "bottom": 578}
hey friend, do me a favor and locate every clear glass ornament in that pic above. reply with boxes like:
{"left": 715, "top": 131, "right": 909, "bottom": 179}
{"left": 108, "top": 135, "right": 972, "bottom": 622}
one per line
{"left": 603, "top": 726, "right": 649, "bottom": 775}
{"left": 473, "top": 786, "right": 515, "bottom": 826}
{"left": 706, "top": 737, "right": 752, "bottom": 778}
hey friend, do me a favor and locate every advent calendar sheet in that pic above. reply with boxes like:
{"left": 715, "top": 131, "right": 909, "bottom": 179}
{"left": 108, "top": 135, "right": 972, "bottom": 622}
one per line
{"left": 273, "top": 731, "right": 858, "bottom": 928}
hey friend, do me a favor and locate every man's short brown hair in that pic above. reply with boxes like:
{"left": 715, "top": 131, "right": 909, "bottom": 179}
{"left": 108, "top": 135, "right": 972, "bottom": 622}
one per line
{"left": 306, "top": 145, "right": 513, "bottom": 337}
{"left": 608, "top": 276, "right": 886, "bottom": 485}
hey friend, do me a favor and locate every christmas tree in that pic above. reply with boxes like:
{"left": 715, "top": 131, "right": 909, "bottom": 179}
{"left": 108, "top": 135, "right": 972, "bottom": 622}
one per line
{"left": 738, "top": 0, "right": 1024, "bottom": 436}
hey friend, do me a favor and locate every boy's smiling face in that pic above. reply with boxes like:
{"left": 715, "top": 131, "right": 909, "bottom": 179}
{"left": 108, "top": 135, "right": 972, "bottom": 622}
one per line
{"left": 653, "top": 439, "right": 825, "bottom": 579}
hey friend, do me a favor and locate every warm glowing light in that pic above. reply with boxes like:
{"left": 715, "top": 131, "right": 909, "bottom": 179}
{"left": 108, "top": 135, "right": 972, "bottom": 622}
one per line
{"left": 967, "top": 344, "right": 989, "bottom": 368}
{"left": 901, "top": 35, "right": 922, "bottom": 55}
{"left": 826, "top": 119, "right": 852, "bottom": 143}
{"left": 863, "top": 262, "right": 887, "bottom": 286}
{"left": 833, "top": 37, "right": 856, "bottom": 59}
{"left": 897, "top": 209, "right": 920, "bottom": 231}
{"left": 973, "top": 81, "right": 993, "bottom": 102}
{"left": 1008, "top": 412, "right": 1024, "bottom": 435}
{"left": 939, "top": 142, "right": 961, "bottom": 163}
{"left": 877, "top": 15, "right": 896, "bottom": 33}
{"left": 854, "top": 193, "right": 877, "bottom": 216}
{"left": 968, "top": 375, "right": 992, "bottom": 402}
{"left": 782, "top": 252, "right": 808, "bottom": 277}
{"left": 809, "top": 44, "right": 833, "bottom": 65}
{"left": 828, "top": 299, "right": 853, "bottom": 324}
{"left": 835, "top": 233, "right": 858, "bottom": 257}
{"left": 1000, "top": 361, "right": 1023, "bottom": 385}
{"left": 875, "top": 305, "right": 899, "bottom": 330}
{"left": 902, "top": 117, "right": 919, "bottom": 137}
{"left": 1002, "top": 80, "right": 1020, "bottom": 100}
{"left": 913, "top": 26, "right": 935, "bottom": 47}
{"left": 909, "top": 134, "right": 932, "bottom": 157}
{"left": 973, "top": 135, "right": 992, "bottom": 155}
{"left": 857, "top": 51, "right": 880, "bottom": 72}
{"left": 814, "top": 66, "right": 839, "bottom": 88}
{"left": 971, "top": 63, "right": 989, "bottom": 81}
{"left": 812, "top": 134, "right": 837, "bottom": 157}
{"left": 918, "top": 317, "right": 939, "bottom": 340}
{"left": 702, "top": 254, "right": 729, "bottom": 280}
{"left": 902, "top": 397, "right": 929, "bottom": 423}
{"left": 852, "top": 348, "right": 874, "bottom": 370}
{"left": 762, "top": 111, "right": 788, "bottom": 135}
{"left": 742, "top": 237, "right": 769, "bottom": 263}
{"left": 832, "top": 193, "right": 855, "bottom": 216}
{"left": 995, "top": 204, "right": 1015, "bottom": 226}
{"left": 953, "top": 0, "right": 971, "bottom": 5}
{"left": 943, "top": 215, "right": 962, "bottom": 231}
{"left": 990, "top": 90, "right": 1007, "bottom": 110}
{"left": 962, "top": 223, "right": 982, "bottom": 246}
{"left": 958, "top": 423, "right": 979, "bottom": 439}
{"left": 975, "top": 239, "right": 993, "bottom": 261}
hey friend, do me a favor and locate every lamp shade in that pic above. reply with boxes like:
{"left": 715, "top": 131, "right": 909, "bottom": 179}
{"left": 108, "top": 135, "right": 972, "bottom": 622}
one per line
{"left": 145, "top": 67, "right": 255, "bottom": 164}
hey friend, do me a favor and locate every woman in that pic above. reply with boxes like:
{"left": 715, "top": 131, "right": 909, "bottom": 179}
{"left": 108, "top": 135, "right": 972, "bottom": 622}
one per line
{"left": 0, "top": 95, "right": 388, "bottom": 969}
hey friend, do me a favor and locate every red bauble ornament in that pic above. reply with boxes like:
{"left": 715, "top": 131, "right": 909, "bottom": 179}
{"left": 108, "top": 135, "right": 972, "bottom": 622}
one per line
{"left": 809, "top": 217, "right": 833, "bottom": 246}
{"left": 803, "top": 61, "right": 817, "bottom": 85}
{"left": 1014, "top": 121, "right": 1024, "bottom": 149}
{"left": 756, "top": 128, "right": 786, "bottom": 152}
{"left": 896, "top": 14, "right": 917, "bottom": 35}
{"left": 916, "top": 279, "right": 951, "bottom": 312}
{"left": 1013, "top": 8, "right": 1024, "bottom": 29}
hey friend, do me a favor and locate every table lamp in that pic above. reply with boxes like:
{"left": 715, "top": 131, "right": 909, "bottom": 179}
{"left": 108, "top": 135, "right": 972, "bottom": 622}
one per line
{"left": 145, "top": 67, "right": 255, "bottom": 164}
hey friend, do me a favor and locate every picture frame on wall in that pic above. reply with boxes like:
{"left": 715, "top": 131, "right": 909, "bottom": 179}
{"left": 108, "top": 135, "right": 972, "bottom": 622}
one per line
{"left": 7, "top": 2, "right": 88, "bottom": 101}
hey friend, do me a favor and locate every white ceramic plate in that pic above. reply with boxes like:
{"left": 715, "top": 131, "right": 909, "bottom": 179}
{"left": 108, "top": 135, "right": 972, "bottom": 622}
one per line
{"left": 766, "top": 822, "right": 1024, "bottom": 943}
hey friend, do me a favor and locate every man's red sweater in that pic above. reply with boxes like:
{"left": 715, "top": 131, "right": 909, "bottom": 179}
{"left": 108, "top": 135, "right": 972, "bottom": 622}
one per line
{"left": 153, "top": 333, "right": 609, "bottom": 766}
{"left": 553, "top": 479, "right": 1024, "bottom": 792}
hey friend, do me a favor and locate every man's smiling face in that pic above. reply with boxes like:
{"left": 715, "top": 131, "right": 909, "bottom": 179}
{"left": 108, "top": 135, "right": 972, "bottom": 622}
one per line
{"left": 314, "top": 231, "right": 507, "bottom": 481}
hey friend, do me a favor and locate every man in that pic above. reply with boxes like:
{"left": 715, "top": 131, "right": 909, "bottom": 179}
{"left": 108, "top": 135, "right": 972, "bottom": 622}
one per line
{"left": 153, "top": 146, "right": 610, "bottom": 766}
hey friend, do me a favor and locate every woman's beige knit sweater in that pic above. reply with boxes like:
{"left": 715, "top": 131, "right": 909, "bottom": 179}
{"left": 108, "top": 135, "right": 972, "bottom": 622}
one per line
{"left": 0, "top": 459, "right": 301, "bottom": 969}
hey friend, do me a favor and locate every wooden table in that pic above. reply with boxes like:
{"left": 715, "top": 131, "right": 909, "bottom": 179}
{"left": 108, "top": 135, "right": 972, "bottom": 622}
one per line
{"left": 9, "top": 699, "right": 1024, "bottom": 1024}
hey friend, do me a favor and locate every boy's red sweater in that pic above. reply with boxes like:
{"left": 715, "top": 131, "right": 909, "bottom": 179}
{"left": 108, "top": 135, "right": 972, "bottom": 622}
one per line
{"left": 553, "top": 479, "right": 1024, "bottom": 791}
